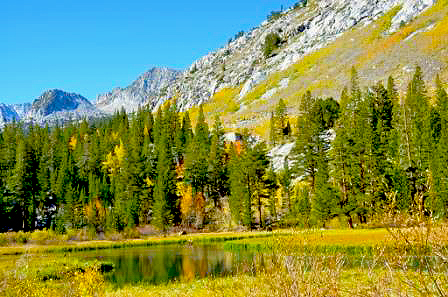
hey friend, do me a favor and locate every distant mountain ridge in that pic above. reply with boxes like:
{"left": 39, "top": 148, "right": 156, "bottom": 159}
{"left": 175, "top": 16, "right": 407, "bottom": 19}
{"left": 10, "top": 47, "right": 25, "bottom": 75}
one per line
{"left": 94, "top": 0, "right": 441, "bottom": 113}
{"left": 0, "top": 89, "right": 104, "bottom": 128}
{"left": 0, "top": 67, "right": 180, "bottom": 127}
{"left": 96, "top": 67, "right": 182, "bottom": 114}
{"left": 0, "top": 103, "right": 31, "bottom": 128}
{"left": 1, "top": 0, "right": 446, "bottom": 128}
{"left": 31, "top": 89, "right": 94, "bottom": 117}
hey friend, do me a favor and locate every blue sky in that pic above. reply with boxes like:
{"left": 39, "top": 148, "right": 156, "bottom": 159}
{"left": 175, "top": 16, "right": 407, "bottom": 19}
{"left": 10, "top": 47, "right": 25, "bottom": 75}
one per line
{"left": 1, "top": 0, "right": 298, "bottom": 104}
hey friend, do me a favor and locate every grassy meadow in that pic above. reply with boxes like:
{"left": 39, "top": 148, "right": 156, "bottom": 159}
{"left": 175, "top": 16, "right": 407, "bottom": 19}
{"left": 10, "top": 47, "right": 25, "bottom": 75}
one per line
{"left": 1, "top": 222, "right": 447, "bottom": 296}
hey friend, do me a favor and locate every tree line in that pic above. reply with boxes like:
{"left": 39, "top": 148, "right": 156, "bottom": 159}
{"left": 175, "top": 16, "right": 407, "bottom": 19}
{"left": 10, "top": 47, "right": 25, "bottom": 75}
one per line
{"left": 0, "top": 65, "right": 447, "bottom": 233}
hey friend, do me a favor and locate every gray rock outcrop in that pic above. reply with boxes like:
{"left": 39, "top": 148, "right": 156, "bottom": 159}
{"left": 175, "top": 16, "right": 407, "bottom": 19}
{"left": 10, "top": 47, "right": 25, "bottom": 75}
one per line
{"left": 96, "top": 67, "right": 182, "bottom": 114}
{"left": 153, "top": 0, "right": 435, "bottom": 110}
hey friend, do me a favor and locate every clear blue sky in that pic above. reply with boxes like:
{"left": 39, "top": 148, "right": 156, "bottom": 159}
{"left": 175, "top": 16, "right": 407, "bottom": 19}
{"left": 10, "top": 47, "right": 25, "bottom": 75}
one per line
{"left": 1, "top": 0, "right": 298, "bottom": 104}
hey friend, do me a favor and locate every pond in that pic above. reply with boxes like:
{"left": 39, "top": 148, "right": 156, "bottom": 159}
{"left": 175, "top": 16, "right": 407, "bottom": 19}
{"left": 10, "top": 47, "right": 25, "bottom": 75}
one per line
{"left": 70, "top": 244, "right": 445, "bottom": 287}
{"left": 76, "top": 244, "right": 261, "bottom": 286}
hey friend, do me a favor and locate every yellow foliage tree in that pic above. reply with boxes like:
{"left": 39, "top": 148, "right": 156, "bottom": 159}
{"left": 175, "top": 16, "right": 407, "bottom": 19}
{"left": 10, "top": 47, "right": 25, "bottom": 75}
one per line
{"left": 144, "top": 125, "right": 150, "bottom": 137}
{"left": 177, "top": 182, "right": 193, "bottom": 224}
{"left": 84, "top": 197, "right": 106, "bottom": 232}
{"left": 68, "top": 136, "right": 77, "bottom": 151}
{"left": 195, "top": 192, "right": 205, "bottom": 227}
{"left": 102, "top": 140, "right": 127, "bottom": 177}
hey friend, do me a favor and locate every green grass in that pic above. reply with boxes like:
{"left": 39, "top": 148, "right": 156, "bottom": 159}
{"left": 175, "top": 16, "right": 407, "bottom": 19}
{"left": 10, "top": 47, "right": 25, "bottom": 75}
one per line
{"left": 0, "top": 231, "right": 277, "bottom": 256}
{"left": 1, "top": 225, "right": 448, "bottom": 296}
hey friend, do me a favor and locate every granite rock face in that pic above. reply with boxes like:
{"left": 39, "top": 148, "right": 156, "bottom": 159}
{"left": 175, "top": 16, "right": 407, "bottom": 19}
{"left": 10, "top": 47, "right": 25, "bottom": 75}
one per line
{"left": 1, "top": 90, "right": 104, "bottom": 128}
{"left": 153, "top": 0, "right": 435, "bottom": 110}
{"left": 0, "top": 103, "right": 21, "bottom": 128}
{"left": 23, "top": 89, "right": 104, "bottom": 126}
{"left": 0, "top": 0, "right": 437, "bottom": 127}
{"left": 30, "top": 89, "right": 94, "bottom": 117}
{"left": 96, "top": 67, "right": 182, "bottom": 114}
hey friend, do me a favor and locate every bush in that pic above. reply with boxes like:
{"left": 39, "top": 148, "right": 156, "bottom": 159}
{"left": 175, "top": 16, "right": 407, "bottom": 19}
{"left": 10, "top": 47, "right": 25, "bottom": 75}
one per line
{"left": 263, "top": 33, "right": 282, "bottom": 58}
{"left": 0, "top": 233, "right": 8, "bottom": 246}
{"left": 123, "top": 227, "right": 141, "bottom": 239}
{"left": 294, "top": 0, "right": 307, "bottom": 9}
{"left": 30, "top": 229, "right": 60, "bottom": 244}
{"left": 267, "top": 11, "right": 282, "bottom": 22}
{"left": 15, "top": 231, "right": 30, "bottom": 244}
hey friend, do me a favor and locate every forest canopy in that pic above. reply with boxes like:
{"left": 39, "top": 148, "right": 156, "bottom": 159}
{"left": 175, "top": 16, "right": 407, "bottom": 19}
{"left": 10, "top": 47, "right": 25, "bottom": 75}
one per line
{"left": 0, "top": 66, "right": 447, "bottom": 233}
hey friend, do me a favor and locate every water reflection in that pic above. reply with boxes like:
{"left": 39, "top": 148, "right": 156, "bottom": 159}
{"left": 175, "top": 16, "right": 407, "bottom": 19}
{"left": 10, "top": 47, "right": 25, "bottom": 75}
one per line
{"left": 75, "top": 246, "right": 444, "bottom": 286}
{"left": 78, "top": 245, "right": 258, "bottom": 286}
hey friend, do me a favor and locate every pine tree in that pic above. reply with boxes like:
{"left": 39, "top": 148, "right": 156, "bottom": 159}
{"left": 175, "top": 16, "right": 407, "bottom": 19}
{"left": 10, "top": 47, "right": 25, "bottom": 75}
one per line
{"left": 312, "top": 154, "right": 338, "bottom": 227}
{"left": 279, "top": 157, "right": 292, "bottom": 214}
{"left": 431, "top": 75, "right": 448, "bottom": 216}
{"left": 269, "top": 112, "right": 276, "bottom": 145}
{"left": 7, "top": 134, "right": 40, "bottom": 231}
{"left": 229, "top": 138, "right": 270, "bottom": 228}
{"left": 229, "top": 145, "right": 244, "bottom": 224}
{"left": 292, "top": 91, "right": 318, "bottom": 192}
{"left": 368, "top": 82, "right": 397, "bottom": 212}
{"left": 152, "top": 106, "right": 179, "bottom": 231}
{"left": 184, "top": 106, "right": 210, "bottom": 226}
{"left": 275, "top": 98, "right": 288, "bottom": 142}
{"left": 264, "top": 165, "right": 278, "bottom": 223}
{"left": 401, "top": 66, "right": 432, "bottom": 216}
{"left": 208, "top": 115, "right": 228, "bottom": 207}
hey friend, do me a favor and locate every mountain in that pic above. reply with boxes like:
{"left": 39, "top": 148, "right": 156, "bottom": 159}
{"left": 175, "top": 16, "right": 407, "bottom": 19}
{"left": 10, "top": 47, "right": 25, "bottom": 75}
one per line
{"left": 30, "top": 89, "right": 94, "bottom": 117}
{"left": 0, "top": 103, "right": 31, "bottom": 128}
{"left": 0, "top": 90, "right": 104, "bottom": 128}
{"left": 96, "top": 67, "right": 182, "bottom": 114}
{"left": 158, "top": 0, "right": 440, "bottom": 112}
{"left": 1, "top": 0, "right": 446, "bottom": 129}
{"left": 24, "top": 89, "right": 104, "bottom": 126}
{"left": 0, "top": 104, "right": 20, "bottom": 128}
{"left": 91, "top": 0, "right": 443, "bottom": 120}
{"left": 0, "top": 67, "right": 181, "bottom": 127}
{"left": 142, "top": 0, "right": 444, "bottom": 137}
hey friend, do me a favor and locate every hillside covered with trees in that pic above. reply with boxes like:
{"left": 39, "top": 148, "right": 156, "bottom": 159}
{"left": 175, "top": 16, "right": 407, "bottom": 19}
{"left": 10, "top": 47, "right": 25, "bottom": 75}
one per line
{"left": 0, "top": 66, "right": 447, "bottom": 233}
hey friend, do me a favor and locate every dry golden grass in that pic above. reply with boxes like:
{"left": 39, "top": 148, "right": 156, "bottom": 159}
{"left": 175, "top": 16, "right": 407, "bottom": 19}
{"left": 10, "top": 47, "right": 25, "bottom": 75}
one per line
{"left": 1, "top": 224, "right": 448, "bottom": 297}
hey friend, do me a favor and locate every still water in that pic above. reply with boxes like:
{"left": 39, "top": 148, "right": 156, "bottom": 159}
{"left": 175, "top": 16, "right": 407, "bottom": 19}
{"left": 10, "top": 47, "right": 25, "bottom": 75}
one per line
{"left": 74, "top": 244, "right": 441, "bottom": 287}
{"left": 77, "top": 245, "right": 260, "bottom": 286}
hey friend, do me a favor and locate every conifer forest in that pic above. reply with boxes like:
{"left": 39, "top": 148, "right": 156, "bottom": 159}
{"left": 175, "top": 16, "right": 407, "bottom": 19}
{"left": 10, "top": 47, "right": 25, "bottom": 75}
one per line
{"left": 1, "top": 66, "right": 447, "bottom": 233}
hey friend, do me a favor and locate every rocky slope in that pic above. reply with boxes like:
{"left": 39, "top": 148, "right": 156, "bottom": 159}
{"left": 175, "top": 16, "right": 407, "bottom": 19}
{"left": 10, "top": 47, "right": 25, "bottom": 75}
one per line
{"left": 0, "top": 67, "right": 180, "bottom": 127}
{"left": 0, "top": 90, "right": 104, "bottom": 128}
{"left": 152, "top": 0, "right": 437, "bottom": 111}
{"left": 90, "top": 0, "right": 439, "bottom": 117}
{"left": 24, "top": 89, "right": 104, "bottom": 126}
{"left": 0, "top": 103, "right": 31, "bottom": 128}
{"left": 1, "top": 0, "right": 445, "bottom": 129}
{"left": 0, "top": 104, "right": 21, "bottom": 128}
{"left": 96, "top": 67, "right": 182, "bottom": 114}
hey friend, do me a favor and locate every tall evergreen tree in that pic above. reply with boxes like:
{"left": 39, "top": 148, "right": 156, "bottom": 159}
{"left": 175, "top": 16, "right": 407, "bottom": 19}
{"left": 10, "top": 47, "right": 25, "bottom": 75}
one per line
{"left": 7, "top": 134, "right": 40, "bottom": 231}
{"left": 153, "top": 106, "right": 179, "bottom": 231}
{"left": 208, "top": 115, "right": 228, "bottom": 207}
{"left": 401, "top": 66, "right": 432, "bottom": 215}
{"left": 431, "top": 75, "right": 448, "bottom": 216}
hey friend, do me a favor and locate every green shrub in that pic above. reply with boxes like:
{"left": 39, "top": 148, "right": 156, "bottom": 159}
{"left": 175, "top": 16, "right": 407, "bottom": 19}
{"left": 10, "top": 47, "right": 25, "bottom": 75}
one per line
{"left": 294, "top": 0, "right": 307, "bottom": 9}
{"left": 123, "top": 227, "right": 141, "bottom": 239}
{"left": 15, "top": 231, "right": 30, "bottom": 244}
{"left": 263, "top": 33, "right": 281, "bottom": 58}
{"left": 0, "top": 233, "right": 8, "bottom": 246}
{"left": 267, "top": 11, "right": 282, "bottom": 22}
{"left": 30, "top": 229, "right": 60, "bottom": 244}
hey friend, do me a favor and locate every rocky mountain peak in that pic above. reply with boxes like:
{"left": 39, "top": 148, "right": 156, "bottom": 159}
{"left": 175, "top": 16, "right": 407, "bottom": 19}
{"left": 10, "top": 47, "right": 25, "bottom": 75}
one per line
{"left": 31, "top": 89, "right": 94, "bottom": 117}
{"left": 151, "top": 0, "right": 436, "bottom": 111}
{"left": 95, "top": 67, "right": 182, "bottom": 114}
